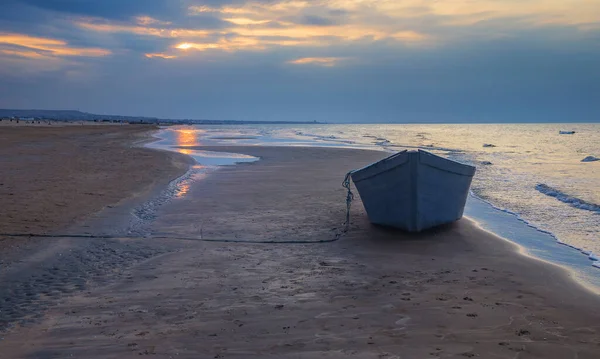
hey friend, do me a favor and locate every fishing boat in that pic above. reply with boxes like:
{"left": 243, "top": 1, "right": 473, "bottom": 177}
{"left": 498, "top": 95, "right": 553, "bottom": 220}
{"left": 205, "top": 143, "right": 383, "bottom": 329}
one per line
{"left": 346, "top": 150, "right": 476, "bottom": 232}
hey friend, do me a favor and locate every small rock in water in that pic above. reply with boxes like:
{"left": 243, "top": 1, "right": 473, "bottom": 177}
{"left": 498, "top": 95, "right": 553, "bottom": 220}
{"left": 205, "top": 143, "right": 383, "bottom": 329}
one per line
{"left": 483, "top": 144, "right": 496, "bottom": 148}
{"left": 581, "top": 156, "right": 599, "bottom": 162}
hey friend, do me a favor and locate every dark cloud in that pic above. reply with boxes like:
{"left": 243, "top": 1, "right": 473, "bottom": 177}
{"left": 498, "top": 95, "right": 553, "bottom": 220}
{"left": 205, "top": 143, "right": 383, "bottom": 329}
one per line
{"left": 299, "top": 15, "right": 337, "bottom": 26}
{"left": 328, "top": 9, "right": 349, "bottom": 17}
{"left": 15, "top": 0, "right": 184, "bottom": 21}
{"left": 0, "top": 1, "right": 58, "bottom": 33}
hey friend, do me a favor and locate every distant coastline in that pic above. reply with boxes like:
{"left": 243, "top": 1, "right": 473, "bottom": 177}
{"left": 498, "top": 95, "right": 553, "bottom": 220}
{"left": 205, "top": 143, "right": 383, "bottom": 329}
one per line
{"left": 0, "top": 109, "right": 321, "bottom": 126}
{"left": 2, "top": 109, "right": 600, "bottom": 125}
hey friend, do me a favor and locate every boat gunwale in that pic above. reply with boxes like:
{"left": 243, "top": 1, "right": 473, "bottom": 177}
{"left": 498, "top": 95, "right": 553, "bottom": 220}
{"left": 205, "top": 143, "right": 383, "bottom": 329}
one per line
{"left": 351, "top": 149, "right": 475, "bottom": 184}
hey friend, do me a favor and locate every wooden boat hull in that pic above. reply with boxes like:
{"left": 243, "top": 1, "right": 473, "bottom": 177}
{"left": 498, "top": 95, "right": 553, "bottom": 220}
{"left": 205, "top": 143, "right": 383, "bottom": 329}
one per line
{"left": 350, "top": 150, "right": 476, "bottom": 232}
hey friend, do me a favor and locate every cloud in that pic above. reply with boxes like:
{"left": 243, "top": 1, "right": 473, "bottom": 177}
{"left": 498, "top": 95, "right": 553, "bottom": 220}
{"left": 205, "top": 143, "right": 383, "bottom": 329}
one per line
{"left": 298, "top": 15, "right": 338, "bottom": 26}
{"left": 175, "top": 36, "right": 266, "bottom": 52}
{"left": 288, "top": 57, "right": 343, "bottom": 66}
{"left": 223, "top": 17, "right": 272, "bottom": 25}
{"left": 0, "top": 33, "right": 111, "bottom": 57}
{"left": 0, "top": 0, "right": 598, "bottom": 122}
{"left": 75, "top": 20, "right": 212, "bottom": 39}
{"left": 17, "top": 0, "right": 183, "bottom": 21}
{"left": 0, "top": 48, "right": 48, "bottom": 59}
{"left": 135, "top": 16, "right": 172, "bottom": 26}
{"left": 145, "top": 52, "right": 177, "bottom": 59}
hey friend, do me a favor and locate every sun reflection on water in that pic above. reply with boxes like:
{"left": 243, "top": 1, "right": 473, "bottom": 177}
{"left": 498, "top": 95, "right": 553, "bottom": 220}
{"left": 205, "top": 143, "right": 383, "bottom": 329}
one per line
{"left": 175, "top": 128, "right": 204, "bottom": 157}
{"left": 175, "top": 166, "right": 208, "bottom": 199}
{"left": 176, "top": 128, "right": 203, "bottom": 147}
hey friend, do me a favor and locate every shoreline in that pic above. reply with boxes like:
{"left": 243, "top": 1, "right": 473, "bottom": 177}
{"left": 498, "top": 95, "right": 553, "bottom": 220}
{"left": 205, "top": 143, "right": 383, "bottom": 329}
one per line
{"left": 469, "top": 217, "right": 600, "bottom": 296}
{"left": 150, "top": 125, "right": 600, "bottom": 294}
{"left": 156, "top": 124, "right": 600, "bottom": 271}
{"left": 465, "top": 194, "right": 600, "bottom": 294}
{"left": 186, "top": 145, "right": 600, "bottom": 292}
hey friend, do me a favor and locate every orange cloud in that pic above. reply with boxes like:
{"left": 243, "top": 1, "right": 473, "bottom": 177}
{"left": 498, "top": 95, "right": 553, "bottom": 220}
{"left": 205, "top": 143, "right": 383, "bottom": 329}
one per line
{"left": 288, "top": 57, "right": 343, "bottom": 66}
{"left": 135, "top": 16, "right": 172, "bottom": 26}
{"left": 68, "top": 0, "right": 599, "bottom": 64}
{"left": 176, "top": 42, "right": 221, "bottom": 50}
{"left": 189, "top": 6, "right": 220, "bottom": 13}
{"left": 175, "top": 37, "right": 264, "bottom": 52}
{"left": 0, "top": 49, "right": 48, "bottom": 59}
{"left": 223, "top": 17, "right": 272, "bottom": 25}
{"left": 145, "top": 53, "right": 177, "bottom": 59}
{"left": 0, "top": 33, "right": 111, "bottom": 57}
{"left": 76, "top": 21, "right": 211, "bottom": 38}
{"left": 188, "top": 0, "right": 600, "bottom": 30}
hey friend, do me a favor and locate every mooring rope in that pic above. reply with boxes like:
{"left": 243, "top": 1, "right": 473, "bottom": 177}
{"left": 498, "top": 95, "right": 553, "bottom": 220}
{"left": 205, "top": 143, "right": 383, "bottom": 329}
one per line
{"left": 342, "top": 170, "right": 355, "bottom": 231}
{"left": 0, "top": 172, "right": 359, "bottom": 242}
{"left": 0, "top": 232, "right": 343, "bottom": 244}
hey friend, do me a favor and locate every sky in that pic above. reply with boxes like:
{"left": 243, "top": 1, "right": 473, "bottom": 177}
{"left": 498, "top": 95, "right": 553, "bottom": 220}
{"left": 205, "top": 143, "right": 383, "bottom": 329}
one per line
{"left": 0, "top": 0, "right": 599, "bottom": 123}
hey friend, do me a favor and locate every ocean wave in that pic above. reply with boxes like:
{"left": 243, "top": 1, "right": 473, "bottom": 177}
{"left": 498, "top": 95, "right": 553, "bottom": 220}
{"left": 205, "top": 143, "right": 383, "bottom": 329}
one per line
{"left": 295, "top": 131, "right": 356, "bottom": 144}
{"left": 535, "top": 184, "right": 600, "bottom": 213}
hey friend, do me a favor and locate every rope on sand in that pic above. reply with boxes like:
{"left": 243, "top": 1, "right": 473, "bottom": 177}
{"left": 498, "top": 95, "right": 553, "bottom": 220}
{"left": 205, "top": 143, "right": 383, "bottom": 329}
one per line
{"left": 0, "top": 232, "right": 343, "bottom": 244}
{"left": 0, "top": 172, "right": 358, "bottom": 243}
{"left": 342, "top": 170, "right": 355, "bottom": 231}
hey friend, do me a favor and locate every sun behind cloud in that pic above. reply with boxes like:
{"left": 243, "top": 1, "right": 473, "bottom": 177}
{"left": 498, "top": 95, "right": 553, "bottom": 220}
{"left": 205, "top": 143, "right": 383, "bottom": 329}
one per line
{"left": 176, "top": 43, "right": 193, "bottom": 50}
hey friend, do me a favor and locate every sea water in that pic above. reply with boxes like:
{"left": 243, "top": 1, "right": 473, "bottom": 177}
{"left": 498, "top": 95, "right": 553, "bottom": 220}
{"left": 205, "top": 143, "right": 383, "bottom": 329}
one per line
{"left": 150, "top": 124, "right": 600, "bottom": 289}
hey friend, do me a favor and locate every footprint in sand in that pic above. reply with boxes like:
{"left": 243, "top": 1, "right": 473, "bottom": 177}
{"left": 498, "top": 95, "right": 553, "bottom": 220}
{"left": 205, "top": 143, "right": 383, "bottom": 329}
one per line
{"left": 395, "top": 315, "right": 411, "bottom": 330}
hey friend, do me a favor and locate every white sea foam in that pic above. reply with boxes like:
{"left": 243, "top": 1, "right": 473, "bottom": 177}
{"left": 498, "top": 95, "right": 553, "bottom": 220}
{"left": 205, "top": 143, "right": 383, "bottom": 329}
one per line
{"left": 535, "top": 184, "right": 600, "bottom": 213}
{"left": 295, "top": 131, "right": 356, "bottom": 144}
{"left": 469, "top": 191, "right": 600, "bottom": 269}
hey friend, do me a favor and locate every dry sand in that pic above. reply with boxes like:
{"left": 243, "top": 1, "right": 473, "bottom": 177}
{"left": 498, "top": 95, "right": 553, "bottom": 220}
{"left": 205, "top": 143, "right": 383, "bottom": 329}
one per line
{"left": 0, "top": 142, "right": 599, "bottom": 358}
{"left": 0, "top": 125, "right": 190, "bottom": 245}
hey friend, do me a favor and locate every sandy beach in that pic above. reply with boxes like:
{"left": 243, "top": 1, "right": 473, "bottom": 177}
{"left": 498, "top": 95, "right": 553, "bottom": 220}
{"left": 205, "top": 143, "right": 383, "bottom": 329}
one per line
{"left": 1, "top": 131, "right": 599, "bottom": 358}
{"left": 0, "top": 125, "right": 190, "bottom": 247}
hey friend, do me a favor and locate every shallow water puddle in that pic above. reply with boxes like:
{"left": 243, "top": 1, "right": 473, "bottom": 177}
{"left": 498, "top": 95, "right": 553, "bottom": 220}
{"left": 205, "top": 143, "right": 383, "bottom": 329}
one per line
{"left": 178, "top": 148, "right": 258, "bottom": 166}
{"left": 131, "top": 137, "right": 260, "bottom": 234}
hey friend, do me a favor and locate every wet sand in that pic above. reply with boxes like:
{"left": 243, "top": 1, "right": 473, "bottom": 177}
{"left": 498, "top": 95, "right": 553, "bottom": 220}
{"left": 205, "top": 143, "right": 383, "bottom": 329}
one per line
{"left": 1, "top": 145, "right": 600, "bottom": 358}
